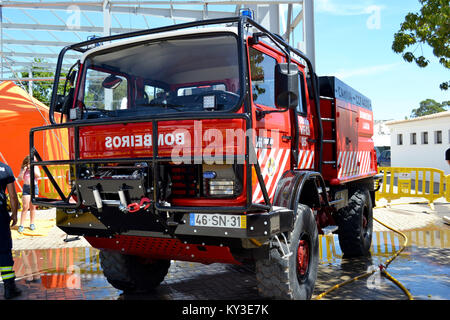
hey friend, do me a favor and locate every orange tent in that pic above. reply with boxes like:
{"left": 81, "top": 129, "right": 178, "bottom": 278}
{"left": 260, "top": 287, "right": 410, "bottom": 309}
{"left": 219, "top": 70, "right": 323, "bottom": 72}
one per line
{"left": 0, "top": 81, "right": 68, "bottom": 194}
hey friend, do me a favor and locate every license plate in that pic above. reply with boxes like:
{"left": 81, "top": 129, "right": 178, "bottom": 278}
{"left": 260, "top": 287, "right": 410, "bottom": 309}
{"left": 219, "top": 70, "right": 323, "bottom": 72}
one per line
{"left": 189, "top": 213, "right": 246, "bottom": 229}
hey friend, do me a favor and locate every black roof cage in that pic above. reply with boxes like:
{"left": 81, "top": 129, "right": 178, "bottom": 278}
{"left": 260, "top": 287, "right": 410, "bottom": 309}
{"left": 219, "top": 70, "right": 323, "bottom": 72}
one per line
{"left": 33, "top": 15, "right": 322, "bottom": 213}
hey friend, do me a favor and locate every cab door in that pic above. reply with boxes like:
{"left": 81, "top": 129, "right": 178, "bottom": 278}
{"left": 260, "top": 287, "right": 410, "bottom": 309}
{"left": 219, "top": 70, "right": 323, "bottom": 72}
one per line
{"left": 295, "top": 69, "right": 315, "bottom": 170}
{"left": 248, "top": 44, "right": 292, "bottom": 204}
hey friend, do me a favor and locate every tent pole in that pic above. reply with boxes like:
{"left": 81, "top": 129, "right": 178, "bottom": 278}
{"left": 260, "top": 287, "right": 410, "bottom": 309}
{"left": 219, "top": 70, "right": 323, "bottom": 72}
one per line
{"left": 28, "top": 67, "right": 33, "bottom": 97}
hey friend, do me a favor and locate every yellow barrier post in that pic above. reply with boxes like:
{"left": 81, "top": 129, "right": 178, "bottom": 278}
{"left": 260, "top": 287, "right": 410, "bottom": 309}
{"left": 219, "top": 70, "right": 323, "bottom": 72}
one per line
{"left": 446, "top": 174, "right": 450, "bottom": 203}
{"left": 376, "top": 167, "right": 446, "bottom": 210}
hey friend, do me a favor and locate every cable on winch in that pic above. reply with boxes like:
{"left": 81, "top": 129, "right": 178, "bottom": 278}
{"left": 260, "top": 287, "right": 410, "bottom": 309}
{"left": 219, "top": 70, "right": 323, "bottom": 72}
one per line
{"left": 314, "top": 216, "right": 414, "bottom": 300}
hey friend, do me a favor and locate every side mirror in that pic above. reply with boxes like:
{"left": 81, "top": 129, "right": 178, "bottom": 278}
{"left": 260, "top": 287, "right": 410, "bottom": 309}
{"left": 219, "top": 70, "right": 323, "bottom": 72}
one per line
{"left": 102, "top": 75, "right": 122, "bottom": 89}
{"left": 54, "top": 94, "right": 65, "bottom": 113}
{"left": 68, "top": 70, "right": 77, "bottom": 85}
{"left": 275, "top": 63, "right": 299, "bottom": 109}
{"left": 56, "top": 70, "right": 77, "bottom": 114}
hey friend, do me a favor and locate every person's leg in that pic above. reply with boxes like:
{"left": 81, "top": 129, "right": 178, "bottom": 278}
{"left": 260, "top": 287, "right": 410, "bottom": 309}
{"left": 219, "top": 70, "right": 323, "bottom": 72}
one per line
{"left": 29, "top": 250, "right": 40, "bottom": 281}
{"left": 19, "top": 195, "right": 30, "bottom": 232}
{"left": 1, "top": 257, "right": 21, "bottom": 299}
{"left": 29, "top": 203, "right": 36, "bottom": 228}
{"left": 22, "top": 251, "right": 33, "bottom": 282}
{"left": 0, "top": 210, "right": 21, "bottom": 299}
{"left": 29, "top": 184, "right": 39, "bottom": 230}
{"left": 0, "top": 211, "right": 14, "bottom": 269}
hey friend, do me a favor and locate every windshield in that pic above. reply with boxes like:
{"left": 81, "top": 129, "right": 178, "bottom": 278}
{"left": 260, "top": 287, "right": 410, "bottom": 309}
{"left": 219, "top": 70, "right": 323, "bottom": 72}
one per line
{"left": 75, "top": 33, "right": 241, "bottom": 120}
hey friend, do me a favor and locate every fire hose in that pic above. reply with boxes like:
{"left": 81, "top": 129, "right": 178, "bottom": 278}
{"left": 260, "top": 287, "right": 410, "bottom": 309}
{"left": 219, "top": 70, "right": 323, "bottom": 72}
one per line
{"left": 314, "top": 216, "right": 414, "bottom": 300}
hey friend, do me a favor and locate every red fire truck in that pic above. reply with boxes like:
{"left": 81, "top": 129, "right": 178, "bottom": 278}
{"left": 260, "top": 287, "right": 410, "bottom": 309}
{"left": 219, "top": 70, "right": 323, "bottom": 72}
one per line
{"left": 30, "top": 16, "right": 378, "bottom": 300}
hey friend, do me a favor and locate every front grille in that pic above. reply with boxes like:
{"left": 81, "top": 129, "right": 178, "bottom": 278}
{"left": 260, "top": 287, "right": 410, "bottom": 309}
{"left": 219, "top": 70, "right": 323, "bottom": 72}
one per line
{"left": 168, "top": 165, "right": 201, "bottom": 198}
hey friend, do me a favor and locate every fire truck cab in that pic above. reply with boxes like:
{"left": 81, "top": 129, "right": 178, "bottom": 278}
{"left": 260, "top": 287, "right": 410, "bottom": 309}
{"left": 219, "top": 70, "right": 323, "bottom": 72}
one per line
{"left": 30, "top": 16, "right": 378, "bottom": 300}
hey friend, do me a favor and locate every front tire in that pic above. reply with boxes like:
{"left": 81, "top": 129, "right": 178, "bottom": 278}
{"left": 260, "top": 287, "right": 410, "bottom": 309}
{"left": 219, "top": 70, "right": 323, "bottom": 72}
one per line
{"left": 99, "top": 250, "right": 170, "bottom": 293}
{"left": 255, "top": 204, "right": 319, "bottom": 300}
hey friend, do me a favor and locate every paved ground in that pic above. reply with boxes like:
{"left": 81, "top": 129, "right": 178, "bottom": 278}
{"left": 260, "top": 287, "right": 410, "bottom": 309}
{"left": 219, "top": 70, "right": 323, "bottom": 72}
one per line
{"left": 373, "top": 198, "right": 449, "bottom": 231}
{"left": 11, "top": 209, "right": 91, "bottom": 250}
{"left": 11, "top": 198, "right": 449, "bottom": 250}
{"left": 2, "top": 198, "right": 449, "bottom": 301}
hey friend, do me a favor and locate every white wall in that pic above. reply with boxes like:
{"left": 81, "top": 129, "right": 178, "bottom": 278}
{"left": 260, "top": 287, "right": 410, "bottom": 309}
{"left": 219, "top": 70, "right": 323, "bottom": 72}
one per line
{"left": 388, "top": 115, "right": 450, "bottom": 175}
{"left": 374, "top": 120, "right": 391, "bottom": 147}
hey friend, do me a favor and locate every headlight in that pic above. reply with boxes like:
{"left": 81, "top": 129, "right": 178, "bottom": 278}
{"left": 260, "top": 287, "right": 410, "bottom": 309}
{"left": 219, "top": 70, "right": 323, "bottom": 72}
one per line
{"left": 209, "top": 180, "right": 235, "bottom": 196}
{"left": 202, "top": 164, "right": 242, "bottom": 197}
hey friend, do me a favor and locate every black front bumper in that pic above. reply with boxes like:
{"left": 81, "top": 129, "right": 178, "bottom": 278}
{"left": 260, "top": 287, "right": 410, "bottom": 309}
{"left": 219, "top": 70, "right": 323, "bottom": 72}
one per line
{"left": 56, "top": 206, "right": 294, "bottom": 240}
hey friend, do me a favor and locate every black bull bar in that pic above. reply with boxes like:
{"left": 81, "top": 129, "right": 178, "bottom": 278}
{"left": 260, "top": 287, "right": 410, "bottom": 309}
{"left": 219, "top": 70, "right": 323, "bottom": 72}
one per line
{"left": 29, "top": 113, "right": 273, "bottom": 214}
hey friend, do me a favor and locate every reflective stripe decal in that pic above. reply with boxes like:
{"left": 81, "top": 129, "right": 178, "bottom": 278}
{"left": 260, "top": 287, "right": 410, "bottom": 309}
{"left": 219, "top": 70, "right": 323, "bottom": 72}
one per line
{"left": 252, "top": 148, "right": 291, "bottom": 203}
{"left": 0, "top": 266, "right": 13, "bottom": 272}
{"left": 254, "top": 149, "right": 290, "bottom": 204}
{"left": 338, "top": 151, "right": 372, "bottom": 178}
{"left": 268, "top": 149, "right": 290, "bottom": 200}
{"left": 1, "top": 272, "right": 15, "bottom": 280}
{"left": 297, "top": 150, "right": 314, "bottom": 170}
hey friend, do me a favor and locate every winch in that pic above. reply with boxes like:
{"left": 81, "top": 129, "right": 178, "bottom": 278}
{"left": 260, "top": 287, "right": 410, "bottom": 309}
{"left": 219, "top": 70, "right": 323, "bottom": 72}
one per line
{"left": 76, "top": 164, "right": 149, "bottom": 211}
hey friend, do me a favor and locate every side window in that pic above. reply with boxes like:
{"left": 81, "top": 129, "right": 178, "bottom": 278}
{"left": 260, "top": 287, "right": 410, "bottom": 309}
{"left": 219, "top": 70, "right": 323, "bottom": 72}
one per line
{"left": 249, "top": 47, "right": 276, "bottom": 107}
{"left": 84, "top": 68, "right": 127, "bottom": 110}
{"left": 297, "top": 72, "right": 307, "bottom": 114}
{"left": 144, "top": 85, "right": 165, "bottom": 101}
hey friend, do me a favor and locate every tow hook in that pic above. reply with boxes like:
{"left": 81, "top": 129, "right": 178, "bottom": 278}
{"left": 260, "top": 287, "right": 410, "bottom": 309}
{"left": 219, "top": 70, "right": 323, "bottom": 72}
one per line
{"left": 123, "top": 197, "right": 152, "bottom": 213}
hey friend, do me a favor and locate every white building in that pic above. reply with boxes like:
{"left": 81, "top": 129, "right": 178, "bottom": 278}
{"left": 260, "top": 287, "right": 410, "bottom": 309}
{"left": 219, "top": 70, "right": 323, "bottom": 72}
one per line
{"left": 373, "top": 120, "right": 392, "bottom": 148}
{"left": 386, "top": 111, "right": 450, "bottom": 175}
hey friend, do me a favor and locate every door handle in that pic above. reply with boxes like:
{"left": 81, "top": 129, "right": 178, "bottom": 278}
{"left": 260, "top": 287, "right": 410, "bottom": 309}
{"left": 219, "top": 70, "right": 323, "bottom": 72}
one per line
{"left": 345, "top": 137, "right": 351, "bottom": 145}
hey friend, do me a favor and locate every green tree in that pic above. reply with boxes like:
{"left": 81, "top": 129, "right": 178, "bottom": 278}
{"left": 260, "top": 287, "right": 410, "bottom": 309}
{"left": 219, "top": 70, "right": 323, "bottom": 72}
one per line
{"left": 392, "top": 0, "right": 450, "bottom": 90}
{"left": 410, "top": 99, "right": 449, "bottom": 117}
{"left": 18, "top": 58, "right": 67, "bottom": 105}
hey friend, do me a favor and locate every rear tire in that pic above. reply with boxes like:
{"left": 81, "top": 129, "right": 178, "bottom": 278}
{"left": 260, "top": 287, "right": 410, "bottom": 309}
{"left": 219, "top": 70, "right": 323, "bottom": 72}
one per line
{"left": 99, "top": 250, "right": 170, "bottom": 293}
{"left": 255, "top": 204, "right": 319, "bottom": 300}
{"left": 336, "top": 188, "right": 373, "bottom": 257}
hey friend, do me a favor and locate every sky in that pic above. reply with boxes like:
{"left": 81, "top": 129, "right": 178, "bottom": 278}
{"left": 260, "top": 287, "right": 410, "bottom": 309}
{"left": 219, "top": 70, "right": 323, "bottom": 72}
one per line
{"left": 2, "top": 0, "right": 449, "bottom": 121}
{"left": 313, "top": 0, "right": 449, "bottom": 121}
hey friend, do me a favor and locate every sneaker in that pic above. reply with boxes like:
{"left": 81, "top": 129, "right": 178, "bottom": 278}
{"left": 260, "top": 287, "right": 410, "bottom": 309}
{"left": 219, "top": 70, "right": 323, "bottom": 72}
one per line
{"left": 29, "top": 224, "right": 36, "bottom": 231}
{"left": 18, "top": 226, "right": 24, "bottom": 233}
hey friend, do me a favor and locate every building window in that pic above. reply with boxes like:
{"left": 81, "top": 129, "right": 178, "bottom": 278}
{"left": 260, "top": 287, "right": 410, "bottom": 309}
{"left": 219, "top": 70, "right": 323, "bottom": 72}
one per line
{"left": 435, "top": 130, "right": 442, "bottom": 144}
{"left": 410, "top": 133, "right": 417, "bottom": 145}
{"left": 397, "top": 134, "right": 403, "bottom": 145}
{"left": 421, "top": 131, "right": 428, "bottom": 144}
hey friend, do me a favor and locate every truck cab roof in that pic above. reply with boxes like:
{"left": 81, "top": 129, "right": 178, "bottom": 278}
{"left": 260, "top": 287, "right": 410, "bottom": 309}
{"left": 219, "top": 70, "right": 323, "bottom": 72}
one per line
{"left": 80, "top": 26, "right": 238, "bottom": 64}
